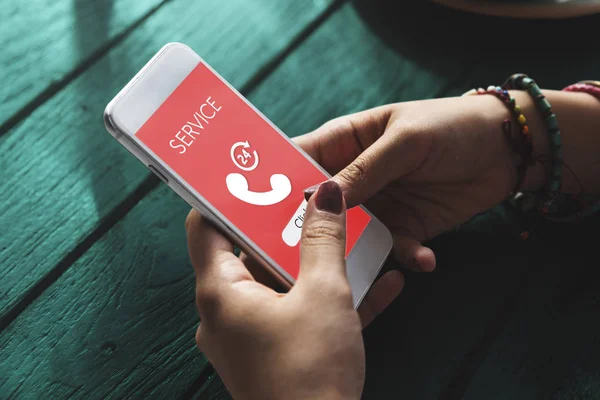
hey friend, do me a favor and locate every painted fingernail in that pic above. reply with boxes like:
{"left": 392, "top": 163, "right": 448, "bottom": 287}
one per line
{"left": 303, "top": 182, "right": 323, "bottom": 201}
{"left": 314, "top": 181, "right": 343, "bottom": 215}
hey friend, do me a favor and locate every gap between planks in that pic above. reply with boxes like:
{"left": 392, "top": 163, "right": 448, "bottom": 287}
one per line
{"left": 439, "top": 247, "right": 536, "bottom": 400}
{"left": 0, "top": 0, "right": 346, "bottom": 332}
{"left": 2, "top": 2, "right": 506, "bottom": 398}
{"left": 0, "top": 0, "right": 172, "bottom": 137}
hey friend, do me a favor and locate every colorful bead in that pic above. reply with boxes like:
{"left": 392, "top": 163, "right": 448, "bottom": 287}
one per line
{"left": 466, "top": 85, "right": 533, "bottom": 197}
{"left": 542, "top": 206, "right": 549, "bottom": 214}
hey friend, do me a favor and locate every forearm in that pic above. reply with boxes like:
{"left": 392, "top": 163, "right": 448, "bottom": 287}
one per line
{"left": 516, "top": 89, "right": 600, "bottom": 195}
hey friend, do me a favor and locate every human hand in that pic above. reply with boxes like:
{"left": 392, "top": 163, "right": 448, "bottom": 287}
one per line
{"left": 186, "top": 181, "right": 403, "bottom": 400}
{"left": 296, "top": 94, "right": 547, "bottom": 272}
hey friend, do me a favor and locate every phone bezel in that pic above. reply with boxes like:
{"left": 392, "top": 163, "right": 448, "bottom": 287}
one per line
{"left": 104, "top": 42, "right": 393, "bottom": 308}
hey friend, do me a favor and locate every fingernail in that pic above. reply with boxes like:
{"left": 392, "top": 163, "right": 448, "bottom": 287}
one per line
{"left": 303, "top": 182, "right": 323, "bottom": 202}
{"left": 314, "top": 181, "right": 343, "bottom": 215}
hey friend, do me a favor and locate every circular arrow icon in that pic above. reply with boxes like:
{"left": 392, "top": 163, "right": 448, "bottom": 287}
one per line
{"left": 230, "top": 141, "right": 259, "bottom": 171}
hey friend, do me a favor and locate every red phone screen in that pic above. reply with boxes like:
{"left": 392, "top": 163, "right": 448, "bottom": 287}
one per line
{"left": 136, "top": 62, "right": 370, "bottom": 279}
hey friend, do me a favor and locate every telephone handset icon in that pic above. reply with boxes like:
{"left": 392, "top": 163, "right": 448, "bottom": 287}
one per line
{"left": 226, "top": 173, "right": 292, "bottom": 206}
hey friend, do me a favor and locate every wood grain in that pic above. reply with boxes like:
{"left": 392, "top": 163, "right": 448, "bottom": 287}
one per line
{"left": 0, "top": 0, "right": 166, "bottom": 131}
{"left": 362, "top": 231, "right": 532, "bottom": 400}
{"left": 0, "top": 3, "right": 466, "bottom": 398}
{"left": 0, "top": 0, "right": 334, "bottom": 320}
{"left": 0, "top": 187, "right": 207, "bottom": 399}
{"left": 462, "top": 217, "right": 600, "bottom": 400}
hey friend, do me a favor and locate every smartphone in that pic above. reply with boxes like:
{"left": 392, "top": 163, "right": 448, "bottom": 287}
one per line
{"left": 104, "top": 42, "right": 392, "bottom": 308}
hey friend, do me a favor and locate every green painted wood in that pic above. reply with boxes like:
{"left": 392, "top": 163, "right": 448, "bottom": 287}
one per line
{"left": 0, "top": 187, "right": 207, "bottom": 399}
{"left": 0, "top": 0, "right": 166, "bottom": 130}
{"left": 462, "top": 217, "right": 600, "bottom": 400}
{"left": 0, "top": 3, "right": 467, "bottom": 398}
{"left": 0, "top": 0, "right": 335, "bottom": 320}
{"left": 362, "top": 232, "right": 531, "bottom": 400}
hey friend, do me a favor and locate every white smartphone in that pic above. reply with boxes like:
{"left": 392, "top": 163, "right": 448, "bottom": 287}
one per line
{"left": 104, "top": 42, "right": 392, "bottom": 308}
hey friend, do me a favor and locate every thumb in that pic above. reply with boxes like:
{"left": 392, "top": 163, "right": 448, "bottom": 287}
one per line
{"left": 297, "top": 181, "right": 350, "bottom": 297}
{"left": 331, "top": 135, "right": 397, "bottom": 208}
{"left": 331, "top": 129, "right": 430, "bottom": 208}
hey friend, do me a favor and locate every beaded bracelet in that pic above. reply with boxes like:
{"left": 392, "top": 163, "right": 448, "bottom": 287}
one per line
{"left": 463, "top": 86, "right": 534, "bottom": 195}
{"left": 502, "top": 74, "right": 564, "bottom": 217}
{"left": 559, "top": 81, "right": 600, "bottom": 220}
{"left": 563, "top": 82, "right": 600, "bottom": 99}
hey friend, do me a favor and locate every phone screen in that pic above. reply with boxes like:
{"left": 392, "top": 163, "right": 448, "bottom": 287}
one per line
{"left": 135, "top": 62, "right": 371, "bottom": 278}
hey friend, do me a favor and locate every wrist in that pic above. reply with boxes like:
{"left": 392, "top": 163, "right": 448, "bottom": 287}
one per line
{"left": 472, "top": 92, "right": 547, "bottom": 196}
{"left": 513, "top": 89, "right": 600, "bottom": 195}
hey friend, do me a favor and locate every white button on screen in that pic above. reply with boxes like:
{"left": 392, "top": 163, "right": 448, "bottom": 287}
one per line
{"left": 282, "top": 200, "right": 307, "bottom": 247}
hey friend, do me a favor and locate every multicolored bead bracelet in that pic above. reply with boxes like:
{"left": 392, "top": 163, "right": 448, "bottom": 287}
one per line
{"left": 463, "top": 86, "right": 533, "bottom": 195}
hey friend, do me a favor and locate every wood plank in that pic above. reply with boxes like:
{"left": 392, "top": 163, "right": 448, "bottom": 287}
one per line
{"left": 462, "top": 217, "right": 600, "bottom": 400}
{"left": 0, "top": 187, "right": 208, "bottom": 399}
{"left": 0, "top": 4, "right": 468, "bottom": 398}
{"left": 0, "top": 0, "right": 166, "bottom": 131}
{"left": 362, "top": 231, "right": 531, "bottom": 400}
{"left": 0, "top": 0, "right": 335, "bottom": 320}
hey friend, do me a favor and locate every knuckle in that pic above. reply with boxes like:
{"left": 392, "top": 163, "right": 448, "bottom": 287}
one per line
{"left": 195, "top": 324, "right": 216, "bottom": 358}
{"left": 310, "top": 273, "right": 353, "bottom": 301}
{"left": 321, "top": 117, "right": 348, "bottom": 135}
{"left": 339, "top": 156, "right": 370, "bottom": 186}
{"left": 329, "top": 279, "right": 353, "bottom": 299}
{"left": 185, "top": 209, "right": 201, "bottom": 233}
{"left": 195, "top": 325, "right": 205, "bottom": 350}
{"left": 303, "top": 221, "right": 345, "bottom": 245}
{"left": 195, "top": 286, "right": 223, "bottom": 319}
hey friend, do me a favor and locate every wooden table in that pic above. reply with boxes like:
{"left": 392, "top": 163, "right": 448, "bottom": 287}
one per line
{"left": 2, "top": 1, "right": 600, "bottom": 398}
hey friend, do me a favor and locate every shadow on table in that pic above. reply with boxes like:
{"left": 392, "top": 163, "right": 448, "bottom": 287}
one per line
{"left": 351, "top": 0, "right": 600, "bottom": 90}
{"left": 72, "top": 0, "right": 141, "bottom": 218}
{"left": 347, "top": 5, "right": 600, "bottom": 397}
{"left": 360, "top": 210, "right": 600, "bottom": 399}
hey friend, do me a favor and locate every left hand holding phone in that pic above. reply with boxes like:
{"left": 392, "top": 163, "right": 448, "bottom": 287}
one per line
{"left": 186, "top": 180, "right": 403, "bottom": 400}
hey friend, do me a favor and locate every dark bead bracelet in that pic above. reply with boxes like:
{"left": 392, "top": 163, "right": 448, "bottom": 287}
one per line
{"left": 502, "top": 74, "right": 564, "bottom": 217}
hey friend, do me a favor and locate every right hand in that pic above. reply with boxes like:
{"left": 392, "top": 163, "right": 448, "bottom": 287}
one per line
{"left": 295, "top": 93, "right": 547, "bottom": 272}
{"left": 187, "top": 181, "right": 370, "bottom": 399}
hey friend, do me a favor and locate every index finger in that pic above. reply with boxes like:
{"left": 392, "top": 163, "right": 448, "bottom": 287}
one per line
{"left": 292, "top": 105, "right": 393, "bottom": 174}
{"left": 185, "top": 210, "right": 254, "bottom": 300}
